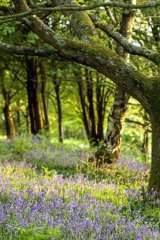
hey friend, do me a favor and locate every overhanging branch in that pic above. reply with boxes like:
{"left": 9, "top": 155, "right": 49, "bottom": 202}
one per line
{"left": 32, "top": 1, "right": 160, "bottom": 11}
{"left": 125, "top": 117, "right": 151, "bottom": 131}
{"left": 91, "top": 16, "right": 160, "bottom": 65}
{"left": 0, "top": 41, "right": 66, "bottom": 61}
{"left": 0, "top": 1, "right": 160, "bottom": 23}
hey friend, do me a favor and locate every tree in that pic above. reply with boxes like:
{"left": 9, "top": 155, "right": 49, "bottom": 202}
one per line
{"left": 0, "top": 54, "right": 23, "bottom": 138}
{"left": 26, "top": 56, "right": 44, "bottom": 134}
{"left": 52, "top": 67, "right": 63, "bottom": 143}
{"left": 94, "top": 0, "right": 136, "bottom": 163}
{"left": 74, "top": 67, "right": 113, "bottom": 146}
{"left": 1, "top": 0, "right": 160, "bottom": 192}
{"left": 1, "top": 76, "right": 15, "bottom": 139}
{"left": 39, "top": 62, "right": 50, "bottom": 132}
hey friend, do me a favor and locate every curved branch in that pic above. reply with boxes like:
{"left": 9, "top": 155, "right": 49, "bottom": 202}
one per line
{"left": 0, "top": 10, "right": 35, "bottom": 24}
{"left": 92, "top": 16, "right": 160, "bottom": 65}
{"left": 0, "top": 10, "right": 33, "bottom": 20}
{"left": 52, "top": 0, "right": 98, "bottom": 43}
{"left": 0, "top": 41, "right": 66, "bottom": 60}
{"left": 1, "top": 0, "right": 160, "bottom": 23}
{"left": 32, "top": 1, "right": 160, "bottom": 11}
{"left": 10, "top": 0, "right": 152, "bottom": 112}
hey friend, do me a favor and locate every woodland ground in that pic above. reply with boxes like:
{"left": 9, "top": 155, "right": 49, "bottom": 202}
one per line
{"left": 0, "top": 134, "right": 160, "bottom": 240}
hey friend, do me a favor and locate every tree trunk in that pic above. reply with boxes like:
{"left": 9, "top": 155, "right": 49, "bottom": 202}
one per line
{"left": 142, "top": 127, "right": 149, "bottom": 163}
{"left": 94, "top": 89, "right": 130, "bottom": 164}
{"left": 77, "top": 78, "right": 90, "bottom": 141}
{"left": 76, "top": 68, "right": 110, "bottom": 146}
{"left": 53, "top": 78, "right": 63, "bottom": 143}
{"left": 26, "top": 56, "right": 44, "bottom": 135}
{"left": 2, "top": 91, "right": 15, "bottom": 139}
{"left": 39, "top": 62, "right": 50, "bottom": 131}
{"left": 148, "top": 115, "right": 160, "bottom": 194}
{"left": 96, "top": 72, "right": 106, "bottom": 143}
{"left": 26, "top": 105, "right": 31, "bottom": 134}
{"left": 3, "top": 103, "right": 15, "bottom": 139}
{"left": 16, "top": 99, "right": 21, "bottom": 132}
{"left": 85, "top": 69, "right": 97, "bottom": 146}
{"left": 93, "top": 0, "right": 136, "bottom": 164}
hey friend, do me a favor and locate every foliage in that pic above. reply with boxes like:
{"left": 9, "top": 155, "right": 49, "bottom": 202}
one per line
{"left": 0, "top": 0, "right": 152, "bottom": 158}
{"left": 0, "top": 0, "right": 9, "bottom": 7}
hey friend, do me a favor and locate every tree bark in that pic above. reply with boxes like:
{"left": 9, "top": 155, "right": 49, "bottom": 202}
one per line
{"left": 15, "top": 99, "right": 21, "bottom": 132}
{"left": 53, "top": 78, "right": 63, "bottom": 143}
{"left": 2, "top": 89, "right": 15, "bottom": 139}
{"left": 39, "top": 62, "right": 50, "bottom": 131}
{"left": 85, "top": 69, "right": 97, "bottom": 146}
{"left": 26, "top": 56, "right": 44, "bottom": 135}
{"left": 26, "top": 105, "right": 31, "bottom": 134}
{"left": 94, "top": 89, "right": 130, "bottom": 164}
{"left": 3, "top": 103, "right": 15, "bottom": 139}
{"left": 76, "top": 68, "right": 111, "bottom": 146}
{"left": 148, "top": 115, "right": 160, "bottom": 194}
{"left": 1, "top": 70, "right": 15, "bottom": 139}
{"left": 77, "top": 75, "right": 90, "bottom": 142}
{"left": 93, "top": 0, "right": 136, "bottom": 164}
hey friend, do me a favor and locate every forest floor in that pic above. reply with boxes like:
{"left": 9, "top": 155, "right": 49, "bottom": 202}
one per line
{"left": 0, "top": 134, "right": 160, "bottom": 239}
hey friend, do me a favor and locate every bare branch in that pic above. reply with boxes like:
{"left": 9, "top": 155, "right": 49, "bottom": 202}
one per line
{"left": 105, "top": 6, "right": 117, "bottom": 26}
{"left": 0, "top": 1, "right": 160, "bottom": 23}
{"left": 0, "top": 41, "right": 66, "bottom": 61}
{"left": 91, "top": 16, "right": 160, "bottom": 65}
{"left": 0, "top": 10, "right": 34, "bottom": 24}
{"left": 125, "top": 117, "right": 151, "bottom": 130}
{"left": 34, "top": 1, "right": 160, "bottom": 11}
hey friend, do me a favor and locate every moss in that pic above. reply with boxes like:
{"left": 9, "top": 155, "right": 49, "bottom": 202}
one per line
{"left": 72, "top": 11, "right": 97, "bottom": 39}
{"left": 65, "top": 38, "right": 153, "bottom": 112}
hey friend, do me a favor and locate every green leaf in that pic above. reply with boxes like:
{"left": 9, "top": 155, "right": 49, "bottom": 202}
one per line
{"left": 0, "top": 0, "right": 9, "bottom": 6}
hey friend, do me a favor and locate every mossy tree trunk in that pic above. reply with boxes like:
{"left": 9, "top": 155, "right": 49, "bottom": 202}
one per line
{"left": 94, "top": 0, "right": 136, "bottom": 163}
{"left": 149, "top": 115, "right": 160, "bottom": 193}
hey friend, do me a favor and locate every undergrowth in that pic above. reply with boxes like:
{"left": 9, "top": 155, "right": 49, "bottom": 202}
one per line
{"left": 0, "top": 134, "right": 159, "bottom": 239}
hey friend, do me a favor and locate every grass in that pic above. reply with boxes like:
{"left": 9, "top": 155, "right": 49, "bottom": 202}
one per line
{"left": 0, "top": 134, "right": 160, "bottom": 239}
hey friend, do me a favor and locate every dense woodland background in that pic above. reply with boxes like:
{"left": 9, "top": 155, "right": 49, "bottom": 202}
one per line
{"left": 0, "top": 0, "right": 155, "bottom": 163}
